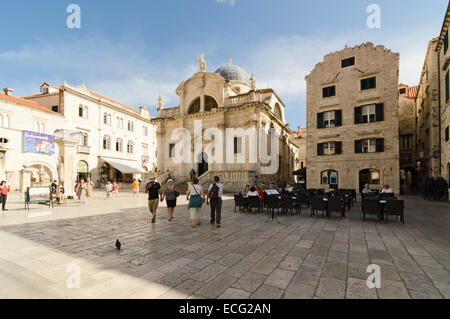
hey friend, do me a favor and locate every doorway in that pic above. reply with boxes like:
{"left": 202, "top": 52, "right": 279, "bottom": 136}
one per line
{"left": 198, "top": 152, "right": 209, "bottom": 177}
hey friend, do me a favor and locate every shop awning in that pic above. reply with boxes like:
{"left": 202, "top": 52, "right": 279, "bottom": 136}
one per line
{"left": 101, "top": 157, "right": 146, "bottom": 174}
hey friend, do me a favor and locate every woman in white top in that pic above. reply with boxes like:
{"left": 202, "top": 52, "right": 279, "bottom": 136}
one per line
{"left": 247, "top": 186, "right": 260, "bottom": 198}
{"left": 186, "top": 178, "right": 206, "bottom": 228}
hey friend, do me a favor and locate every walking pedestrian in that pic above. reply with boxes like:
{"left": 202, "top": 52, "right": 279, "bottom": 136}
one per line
{"left": 186, "top": 178, "right": 205, "bottom": 228}
{"left": 86, "top": 177, "right": 94, "bottom": 198}
{"left": 132, "top": 178, "right": 140, "bottom": 199}
{"left": 146, "top": 177, "right": 162, "bottom": 223}
{"left": 76, "top": 179, "right": 88, "bottom": 206}
{"left": 112, "top": 180, "right": 119, "bottom": 198}
{"left": 105, "top": 181, "right": 113, "bottom": 198}
{"left": 1, "top": 181, "right": 10, "bottom": 211}
{"left": 162, "top": 179, "right": 178, "bottom": 221}
{"left": 189, "top": 168, "right": 196, "bottom": 182}
{"left": 206, "top": 176, "right": 224, "bottom": 228}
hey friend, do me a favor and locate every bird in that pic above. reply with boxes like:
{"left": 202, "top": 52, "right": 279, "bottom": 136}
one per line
{"left": 115, "top": 239, "right": 121, "bottom": 250}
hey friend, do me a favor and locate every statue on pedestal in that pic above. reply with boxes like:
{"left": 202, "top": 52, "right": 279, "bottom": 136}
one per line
{"left": 198, "top": 54, "right": 207, "bottom": 72}
{"left": 250, "top": 74, "right": 256, "bottom": 91}
{"left": 157, "top": 95, "right": 164, "bottom": 111}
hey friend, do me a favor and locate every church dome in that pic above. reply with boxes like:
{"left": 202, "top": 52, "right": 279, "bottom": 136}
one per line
{"left": 215, "top": 62, "right": 250, "bottom": 84}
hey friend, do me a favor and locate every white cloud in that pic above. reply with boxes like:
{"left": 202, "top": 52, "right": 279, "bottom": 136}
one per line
{"left": 0, "top": 25, "right": 437, "bottom": 125}
{"left": 216, "top": 0, "right": 236, "bottom": 6}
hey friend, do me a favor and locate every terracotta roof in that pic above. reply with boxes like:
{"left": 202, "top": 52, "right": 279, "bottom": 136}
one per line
{"left": 0, "top": 93, "right": 61, "bottom": 115}
{"left": 22, "top": 92, "right": 59, "bottom": 99}
{"left": 76, "top": 86, "right": 155, "bottom": 119}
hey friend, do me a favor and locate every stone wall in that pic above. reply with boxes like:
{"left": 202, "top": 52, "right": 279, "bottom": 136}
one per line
{"left": 306, "top": 42, "right": 400, "bottom": 194}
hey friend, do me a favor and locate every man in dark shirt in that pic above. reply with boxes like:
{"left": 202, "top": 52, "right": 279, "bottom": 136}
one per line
{"left": 146, "top": 177, "right": 162, "bottom": 223}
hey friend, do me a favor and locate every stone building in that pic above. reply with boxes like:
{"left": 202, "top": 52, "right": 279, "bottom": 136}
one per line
{"left": 436, "top": 2, "right": 450, "bottom": 185}
{"left": 0, "top": 89, "right": 62, "bottom": 190}
{"left": 0, "top": 82, "right": 157, "bottom": 194}
{"left": 291, "top": 126, "right": 307, "bottom": 183}
{"left": 152, "top": 57, "right": 299, "bottom": 192}
{"left": 305, "top": 43, "right": 400, "bottom": 193}
{"left": 398, "top": 84, "right": 418, "bottom": 193}
{"left": 415, "top": 38, "right": 442, "bottom": 184}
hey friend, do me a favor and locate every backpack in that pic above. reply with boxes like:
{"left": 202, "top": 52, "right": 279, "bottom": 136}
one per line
{"left": 210, "top": 183, "right": 219, "bottom": 200}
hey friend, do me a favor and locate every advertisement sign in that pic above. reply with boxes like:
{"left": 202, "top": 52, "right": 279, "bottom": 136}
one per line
{"left": 23, "top": 131, "right": 55, "bottom": 155}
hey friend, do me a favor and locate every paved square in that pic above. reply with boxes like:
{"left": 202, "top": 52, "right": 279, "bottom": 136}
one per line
{"left": 0, "top": 192, "right": 449, "bottom": 299}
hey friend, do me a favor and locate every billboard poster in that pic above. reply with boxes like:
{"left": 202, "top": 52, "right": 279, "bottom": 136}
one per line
{"left": 23, "top": 131, "right": 55, "bottom": 155}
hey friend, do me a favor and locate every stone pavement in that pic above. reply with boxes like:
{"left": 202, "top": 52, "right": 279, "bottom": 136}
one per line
{"left": 0, "top": 191, "right": 449, "bottom": 299}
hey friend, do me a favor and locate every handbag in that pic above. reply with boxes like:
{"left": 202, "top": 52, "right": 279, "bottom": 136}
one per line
{"left": 188, "top": 185, "right": 204, "bottom": 208}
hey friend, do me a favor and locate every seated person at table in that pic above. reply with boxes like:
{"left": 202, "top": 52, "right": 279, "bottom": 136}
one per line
{"left": 286, "top": 184, "right": 294, "bottom": 193}
{"left": 273, "top": 183, "right": 280, "bottom": 191}
{"left": 242, "top": 185, "right": 250, "bottom": 197}
{"left": 362, "top": 184, "right": 373, "bottom": 194}
{"left": 381, "top": 184, "right": 394, "bottom": 194}
{"left": 247, "top": 187, "right": 260, "bottom": 198}
{"left": 326, "top": 185, "right": 336, "bottom": 194}
{"left": 257, "top": 186, "right": 265, "bottom": 199}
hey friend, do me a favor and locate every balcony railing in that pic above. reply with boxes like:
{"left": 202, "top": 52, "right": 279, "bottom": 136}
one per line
{"left": 54, "top": 129, "right": 82, "bottom": 143}
{"left": 77, "top": 145, "right": 91, "bottom": 154}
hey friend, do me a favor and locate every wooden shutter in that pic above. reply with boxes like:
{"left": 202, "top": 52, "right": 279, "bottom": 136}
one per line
{"left": 446, "top": 71, "right": 449, "bottom": 103}
{"left": 317, "top": 112, "right": 324, "bottom": 129}
{"left": 376, "top": 138, "right": 384, "bottom": 152}
{"left": 335, "top": 110, "right": 342, "bottom": 127}
{"left": 335, "top": 142, "right": 342, "bottom": 154}
{"left": 376, "top": 103, "right": 384, "bottom": 122}
{"left": 354, "top": 140, "right": 362, "bottom": 154}
{"left": 317, "top": 143, "right": 324, "bottom": 156}
{"left": 354, "top": 107, "right": 362, "bottom": 124}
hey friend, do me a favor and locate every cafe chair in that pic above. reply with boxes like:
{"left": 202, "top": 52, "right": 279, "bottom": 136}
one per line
{"left": 327, "top": 197, "right": 345, "bottom": 219}
{"left": 234, "top": 195, "right": 244, "bottom": 212}
{"left": 361, "top": 199, "right": 382, "bottom": 222}
{"left": 310, "top": 196, "right": 327, "bottom": 218}
{"left": 384, "top": 200, "right": 405, "bottom": 224}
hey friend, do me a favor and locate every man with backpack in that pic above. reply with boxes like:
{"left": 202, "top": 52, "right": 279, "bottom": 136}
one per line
{"left": 206, "top": 176, "right": 224, "bottom": 228}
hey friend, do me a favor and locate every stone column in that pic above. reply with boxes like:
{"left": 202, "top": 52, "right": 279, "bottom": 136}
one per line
{"left": 56, "top": 140, "right": 78, "bottom": 197}
{"left": 156, "top": 122, "right": 164, "bottom": 174}
{"left": 200, "top": 95, "right": 205, "bottom": 112}
{"left": 19, "top": 167, "right": 33, "bottom": 193}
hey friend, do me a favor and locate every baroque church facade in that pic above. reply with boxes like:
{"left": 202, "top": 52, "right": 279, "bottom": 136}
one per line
{"left": 153, "top": 56, "right": 300, "bottom": 192}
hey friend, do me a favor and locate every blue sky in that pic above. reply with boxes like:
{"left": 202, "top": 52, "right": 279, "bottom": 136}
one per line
{"left": 0, "top": 0, "right": 448, "bottom": 127}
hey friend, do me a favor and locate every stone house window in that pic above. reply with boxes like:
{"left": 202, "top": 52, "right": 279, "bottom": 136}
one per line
{"left": 317, "top": 110, "right": 342, "bottom": 128}
{"left": 79, "top": 105, "right": 88, "bottom": 119}
{"left": 103, "top": 135, "right": 111, "bottom": 150}
{"left": 321, "top": 170, "right": 338, "bottom": 185}
{"left": 355, "top": 138, "right": 384, "bottom": 153}
{"left": 361, "top": 77, "right": 376, "bottom": 90}
{"left": 143, "top": 126, "right": 148, "bottom": 136}
{"left": 446, "top": 71, "right": 449, "bottom": 103}
{"left": 445, "top": 126, "right": 449, "bottom": 142}
{"left": 127, "top": 141, "right": 134, "bottom": 154}
{"left": 0, "top": 114, "right": 10, "bottom": 128}
{"left": 445, "top": 31, "right": 449, "bottom": 55}
{"left": 354, "top": 103, "right": 384, "bottom": 124}
{"left": 400, "top": 135, "right": 412, "bottom": 151}
{"left": 317, "top": 142, "right": 342, "bottom": 156}
{"left": 341, "top": 57, "right": 355, "bottom": 68}
{"left": 127, "top": 120, "right": 134, "bottom": 132}
{"left": 116, "top": 138, "right": 123, "bottom": 152}
{"left": 322, "top": 85, "right": 336, "bottom": 98}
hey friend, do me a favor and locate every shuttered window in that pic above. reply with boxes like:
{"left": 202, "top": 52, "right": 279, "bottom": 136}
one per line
{"left": 317, "top": 110, "right": 342, "bottom": 128}
{"left": 446, "top": 71, "right": 449, "bottom": 103}
{"left": 322, "top": 86, "right": 336, "bottom": 98}
{"left": 361, "top": 77, "right": 376, "bottom": 90}
{"left": 445, "top": 31, "right": 449, "bottom": 55}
